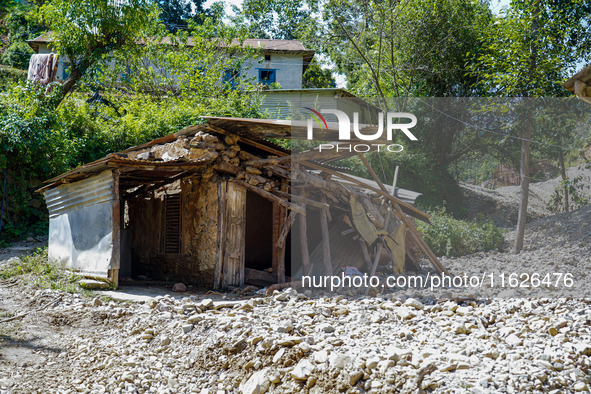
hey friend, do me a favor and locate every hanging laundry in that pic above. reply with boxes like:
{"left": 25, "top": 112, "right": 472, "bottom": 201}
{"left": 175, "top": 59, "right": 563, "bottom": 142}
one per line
{"left": 27, "top": 53, "right": 59, "bottom": 85}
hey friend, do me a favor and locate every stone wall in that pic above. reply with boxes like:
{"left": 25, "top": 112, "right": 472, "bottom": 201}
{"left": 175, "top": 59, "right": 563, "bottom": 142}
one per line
{"left": 127, "top": 176, "right": 220, "bottom": 287}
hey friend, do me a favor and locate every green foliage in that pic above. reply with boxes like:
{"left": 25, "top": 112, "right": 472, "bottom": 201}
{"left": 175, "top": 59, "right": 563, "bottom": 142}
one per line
{"left": 39, "top": 0, "right": 161, "bottom": 98}
{"left": 0, "top": 247, "right": 84, "bottom": 293}
{"left": 322, "top": 0, "right": 491, "bottom": 98}
{"left": 1, "top": 41, "right": 35, "bottom": 70}
{"left": 418, "top": 208, "right": 504, "bottom": 257}
{"left": 470, "top": 1, "right": 591, "bottom": 97}
{"left": 233, "top": 0, "right": 319, "bottom": 40}
{"left": 302, "top": 58, "right": 336, "bottom": 89}
{"left": 3, "top": 4, "right": 41, "bottom": 41}
{"left": 547, "top": 169, "right": 591, "bottom": 213}
{"left": 0, "top": 65, "right": 27, "bottom": 86}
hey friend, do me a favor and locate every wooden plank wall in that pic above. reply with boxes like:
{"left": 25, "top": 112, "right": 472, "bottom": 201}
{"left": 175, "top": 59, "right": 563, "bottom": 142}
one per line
{"left": 222, "top": 181, "right": 246, "bottom": 288}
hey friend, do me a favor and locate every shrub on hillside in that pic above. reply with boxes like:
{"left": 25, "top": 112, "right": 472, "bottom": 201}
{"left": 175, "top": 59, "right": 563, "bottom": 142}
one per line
{"left": 1, "top": 41, "right": 35, "bottom": 70}
{"left": 417, "top": 208, "right": 504, "bottom": 257}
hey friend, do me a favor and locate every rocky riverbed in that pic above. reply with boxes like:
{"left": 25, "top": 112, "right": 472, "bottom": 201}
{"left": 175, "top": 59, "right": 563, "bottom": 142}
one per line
{"left": 0, "top": 282, "right": 590, "bottom": 393}
{"left": 1, "top": 206, "right": 591, "bottom": 393}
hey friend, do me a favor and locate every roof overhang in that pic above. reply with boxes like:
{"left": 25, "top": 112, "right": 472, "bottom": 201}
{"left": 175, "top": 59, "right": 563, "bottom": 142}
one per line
{"left": 563, "top": 65, "right": 591, "bottom": 104}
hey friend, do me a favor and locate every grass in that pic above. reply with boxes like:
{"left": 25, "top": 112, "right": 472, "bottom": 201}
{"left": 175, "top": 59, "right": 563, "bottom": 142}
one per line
{"left": 0, "top": 247, "right": 92, "bottom": 295}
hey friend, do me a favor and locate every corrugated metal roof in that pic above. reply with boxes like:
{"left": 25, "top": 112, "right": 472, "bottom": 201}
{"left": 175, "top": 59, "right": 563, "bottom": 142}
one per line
{"left": 44, "top": 170, "right": 114, "bottom": 218}
{"left": 27, "top": 34, "right": 314, "bottom": 56}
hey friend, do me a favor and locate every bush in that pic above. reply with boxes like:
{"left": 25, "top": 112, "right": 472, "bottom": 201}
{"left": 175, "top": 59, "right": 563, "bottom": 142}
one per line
{"left": 0, "top": 82, "right": 262, "bottom": 243}
{"left": 1, "top": 41, "right": 35, "bottom": 70}
{"left": 417, "top": 208, "right": 504, "bottom": 257}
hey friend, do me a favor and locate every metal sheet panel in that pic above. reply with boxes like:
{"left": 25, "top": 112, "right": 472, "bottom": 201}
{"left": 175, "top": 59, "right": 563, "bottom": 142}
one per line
{"left": 44, "top": 171, "right": 115, "bottom": 277}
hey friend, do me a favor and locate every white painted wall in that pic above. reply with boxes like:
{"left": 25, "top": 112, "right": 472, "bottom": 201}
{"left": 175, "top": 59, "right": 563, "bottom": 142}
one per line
{"left": 36, "top": 43, "right": 305, "bottom": 89}
{"left": 241, "top": 53, "right": 304, "bottom": 89}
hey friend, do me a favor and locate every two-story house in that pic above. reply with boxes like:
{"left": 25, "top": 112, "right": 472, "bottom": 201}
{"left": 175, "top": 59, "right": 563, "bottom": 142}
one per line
{"left": 26, "top": 34, "right": 314, "bottom": 90}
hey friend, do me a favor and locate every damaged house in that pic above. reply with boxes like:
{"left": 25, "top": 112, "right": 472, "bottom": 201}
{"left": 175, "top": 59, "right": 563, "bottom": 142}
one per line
{"left": 38, "top": 117, "right": 447, "bottom": 289}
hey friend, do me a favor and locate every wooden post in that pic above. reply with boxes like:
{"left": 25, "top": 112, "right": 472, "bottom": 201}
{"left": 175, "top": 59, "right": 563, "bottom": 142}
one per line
{"left": 320, "top": 206, "right": 332, "bottom": 276}
{"left": 299, "top": 206, "right": 311, "bottom": 276}
{"left": 109, "top": 169, "right": 121, "bottom": 288}
{"left": 277, "top": 227, "right": 286, "bottom": 284}
{"left": 272, "top": 203, "right": 280, "bottom": 275}
{"left": 213, "top": 181, "right": 226, "bottom": 290}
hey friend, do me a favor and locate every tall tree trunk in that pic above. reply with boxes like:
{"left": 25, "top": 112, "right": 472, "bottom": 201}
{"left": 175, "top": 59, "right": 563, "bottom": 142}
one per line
{"left": 514, "top": 120, "right": 531, "bottom": 253}
{"left": 514, "top": 2, "right": 539, "bottom": 254}
{"left": 558, "top": 150, "right": 569, "bottom": 212}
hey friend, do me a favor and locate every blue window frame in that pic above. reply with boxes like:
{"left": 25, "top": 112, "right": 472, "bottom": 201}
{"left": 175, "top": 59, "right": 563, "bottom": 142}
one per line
{"left": 223, "top": 69, "right": 240, "bottom": 89}
{"left": 61, "top": 62, "right": 69, "bottom": 80}
{"left": 258, "top": 69, "right": 276, "bottom": 85}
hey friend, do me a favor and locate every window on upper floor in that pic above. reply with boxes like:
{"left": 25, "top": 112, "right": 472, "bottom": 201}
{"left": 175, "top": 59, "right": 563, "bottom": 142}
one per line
{"left": 258, "top": 69, "right": 276, "bottom": 85}
{"left": 223, "top": 69, "right": 240, "bottom": 89}
{"left": 264, "top": 54, "right": 271, "bottom": 61}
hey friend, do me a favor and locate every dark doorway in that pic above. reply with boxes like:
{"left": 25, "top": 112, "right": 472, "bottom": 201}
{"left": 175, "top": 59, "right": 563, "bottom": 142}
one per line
{"left": 245, "top": 191, "right": 273, "bottom": 270}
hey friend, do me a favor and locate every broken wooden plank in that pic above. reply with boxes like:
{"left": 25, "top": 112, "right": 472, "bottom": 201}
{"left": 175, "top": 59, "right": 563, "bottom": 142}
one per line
{"left": 356, "top": 154, "right": 449, "bottom": 275}
{"left": 301, "top": 160, "right": 430, "bottom": 223}
{"left": 234, "top": 180, "right": 305, "bottom": 216}
{"left": 273, "top": 190, "right": 330, "bottom": 211}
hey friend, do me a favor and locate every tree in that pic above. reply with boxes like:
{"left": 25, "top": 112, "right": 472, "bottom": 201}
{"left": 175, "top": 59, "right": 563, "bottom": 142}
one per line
{"left": 470, "top": 0, "right": 591, "bottom": 252}
{"left": 39, "top": 0, "right": 160, "bottom": 104}
{"left": 233, "top": 0, "right": 319, "bottom": 40}
{"left": 302, "top": 58, "right": 336, "bottom": 88}
{"left": 158, "top": 0, "right": 192, "bottom": 31}
{"left": 320, "top": 0, "right": 494, "bottom": 174}
{"left": 157, "top": 0, "right": 207, "bottom": 32}
{"left": 322, "top": 0, "right": 491, "bottom": 101}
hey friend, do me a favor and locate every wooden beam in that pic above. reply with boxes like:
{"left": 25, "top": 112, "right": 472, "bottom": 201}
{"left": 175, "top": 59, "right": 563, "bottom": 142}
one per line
{"left": 277, "top": 180, "right": 288, "bottom": 284}
{"left": 320, "top": 206, "right": 333, "bottom": 275}
{"left": 300, "top": 160, "right": 430, "bottom": 223}
{"left": 234, "top": 180, "right": 305, "bottom": 215}
{"left": 110, "top": 169, "right": 121, "bottom": 288}
{"left": 273, "top": 190, "right": 330, "bottom": 211}
{"left": 276, "top": 210, "right": 295, "bottom": 249}
{"left": 299, "top": 207, "right": 311, "bottom": 276}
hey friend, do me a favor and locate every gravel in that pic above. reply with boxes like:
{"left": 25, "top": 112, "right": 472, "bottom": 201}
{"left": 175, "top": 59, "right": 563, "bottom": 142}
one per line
{"left": 1, "top": 283, "right": 589, "bottom": 393}
{"left": 1, "top": 177, "right": 590, "bottom": 393}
